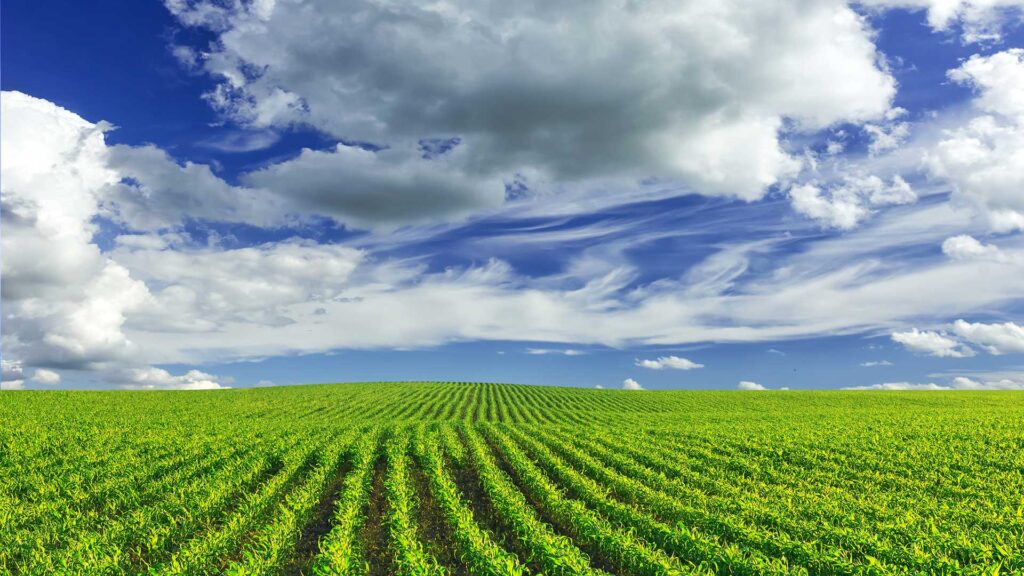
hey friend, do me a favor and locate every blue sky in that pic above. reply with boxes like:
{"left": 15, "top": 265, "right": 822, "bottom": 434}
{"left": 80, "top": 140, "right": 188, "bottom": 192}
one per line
{"left": 3, "top": 0, "right": 1024, "bottom": 390}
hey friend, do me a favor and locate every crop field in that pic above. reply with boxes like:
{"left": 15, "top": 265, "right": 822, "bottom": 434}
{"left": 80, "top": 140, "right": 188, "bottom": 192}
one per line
{"left": 2, "top": 383, "right": 1023, "bottom": 575}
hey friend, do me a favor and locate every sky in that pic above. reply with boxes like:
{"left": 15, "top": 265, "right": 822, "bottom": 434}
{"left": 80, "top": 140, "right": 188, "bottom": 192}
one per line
{"left": 2, "top": 0, "right": 1024, "bottom": 391}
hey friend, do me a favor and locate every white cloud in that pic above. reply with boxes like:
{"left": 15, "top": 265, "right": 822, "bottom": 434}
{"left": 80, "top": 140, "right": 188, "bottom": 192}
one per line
{"left": 891, "top": 328, "right": 976, "bottom": 357}
{"left": 952, "top": 319, "right": 1024, "bottom": 354}
{"left": 891, "top": 320, "right": 1024, "bottom": 358}
{"left": 860, "top": 360, "right": 894, "bottom": 366}
{"left": 6, "top": 90, "right": 1024, "bottom": 385}
{"left": 790, "top": 184, "right": 869, "bottom": 230}
{"left": 622, "top": 378, "right": 644, "bottom": 390}
{"left": 526, "top": 348, "right": 586, "bottom": 356}
{"left": 594, "top": 384, "right": 604, "bottom": 389}
{"left": 942, "top": 235, "right": 1011, "bottom": 262}
{"left": 949, "top": 49, "right": 1024, "bottom": 120}
{"left": 864, "top": 118, "right": 911, "bottom": 156}
{"left": 737, "top": 380, "right": 768, "bottom": 390}
{"left": 845, "top": 376, "right": 1024, "bottom": 390}
{"left": 789, "top": 175, "right": 916, "bottom": 230}
{"left": 168, "top": 0, "right": 897, "bottom": 202}
{"left": 928, "top": 50, "right": 1024, "bottom": 232}
{"left": 122, "top": 224, "right": 1024, "bottom": 366}
{"left": 197, "top": 129, "right": 279, "bottom": 153}
{"left": 1, "top": 91, "right": 153, "bottom": 370}
{"left": 118, "top": 367, "right": 228, "bottom": 390}
{"left": 31, "top": 369, "right": 61, "bottom": 385}
{"left": 255, "top": 379, "right": 276, "bottom": 387}
{"left": 861, "top": 1, "right": 1024, "bottom": 43}
{"left": 112, "top": 238, "right": 363, "bottom": 333}
{"left": 950, "top": 375, "right": 1024, "bottom": 389}
{"left": 103, "top": 144, "right": 282, "bottom": 230}
{"left": 843, "top": 381, "right": 948, "bottom": 390}
{"left": 635, "top": 356, "right": 704, "bottom": 370}
{"left": 0, "top": 91, "right": 251, "bottom": 387}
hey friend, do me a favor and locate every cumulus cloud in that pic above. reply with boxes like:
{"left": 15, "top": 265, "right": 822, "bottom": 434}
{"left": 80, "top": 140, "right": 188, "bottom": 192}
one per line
{"left": 622, "top": 378, "right": 644, "bottom": 390}
{"left": 892, "top": 320, "right": 1024, "bottom": 358}
{"left": 0, "top": 91, "right": 261, "bottom": 386}
{"left": 928, "top": 50, "right": 1024, "bottom": 232}
{"left": 1, "top": 91, "right": 153, "bottom": 370}
{"left": 861, "top": 1, "right": 1024, "bottom": 43}
{"left": 737, "top": 380, "right": 768, "bottom": 390}
{"left": 952, "top": 319, "right": 1024, "bottom": 354}
{"left": 117, "top": 367, "right": 228, "bottom": 390}
{"left": 789, "top": 175, "right": 916, "bottom": 229}
{"left": 942, "top": 235, "right": 1011, "bottom": 262}
{"left": 789, "top": 184, "right": 869, "bottom": 230}
{"left": 891, "top": 328, "right": 976, "bottom": 357}
{"left": 167, "top": 0, "right": 896, "bottom": 202}
{"left": 864, "top": 112, "right": 911, "bottom": 156}
{"left": 31, "top": 369, "right": 61, "bottom": 385}
{"left": 635, "top": 356, "right": 704, "bottom": 370}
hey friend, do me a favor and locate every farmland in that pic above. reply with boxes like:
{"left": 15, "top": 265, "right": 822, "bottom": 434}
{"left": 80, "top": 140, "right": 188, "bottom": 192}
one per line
{"left": 1, "top": 383, "right": 1023, "bottom": 575}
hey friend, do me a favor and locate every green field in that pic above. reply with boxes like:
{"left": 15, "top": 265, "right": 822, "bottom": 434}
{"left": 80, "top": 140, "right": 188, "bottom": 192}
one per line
{"left": 2, "top": 382, "right": 1023, "bottom": 575}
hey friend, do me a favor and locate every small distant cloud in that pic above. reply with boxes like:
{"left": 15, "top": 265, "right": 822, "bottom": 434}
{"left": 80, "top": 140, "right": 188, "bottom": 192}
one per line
{"left": 843, "top": 382, "right": 947, "bottom": 391}
{"left": 198, "top": 129, "right": 280, "bottom": 153}
{"left": 737, "top": 380, "right": 768, "bottom": 390}
{"left": 594, "top": 384, "right": 604, "bottom": 389}
{"left": 255, "top": 379, "right": 276, "bottom": 387}
{"left": 635, "top": 355, "right": 704, "bottom": 370}
{"left": 767, "top": 348, "right": 786, "bottom": 356}
{"left": 31, "top": 369, "right": 61, "bottom": 385}
{"left": 844, "top": 376, "right": 1024, "bottom": 390}
{"left": 622, "top": 378, "right": 643, "bottom": 390}
{"left": 170, "top": 44, "right": 200, "bottom": 71}
{"left": 313, "top": 307, "right": 328, "bottom": 316}
{"left": 860, "top": 360, "right": 893, "bottom": 367}
{"left": 526, "top": 348, "right": 586, "bottom": 356}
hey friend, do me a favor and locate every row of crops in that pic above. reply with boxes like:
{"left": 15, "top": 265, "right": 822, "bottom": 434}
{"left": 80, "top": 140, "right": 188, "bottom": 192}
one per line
{"left": 2, "top": 382, "right": 1023, "bottom": 574}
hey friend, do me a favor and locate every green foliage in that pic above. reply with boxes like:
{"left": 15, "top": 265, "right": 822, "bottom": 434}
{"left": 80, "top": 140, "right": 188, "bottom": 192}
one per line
{"left": 1, "top": 383, "right": 1022, "bottom": 575}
